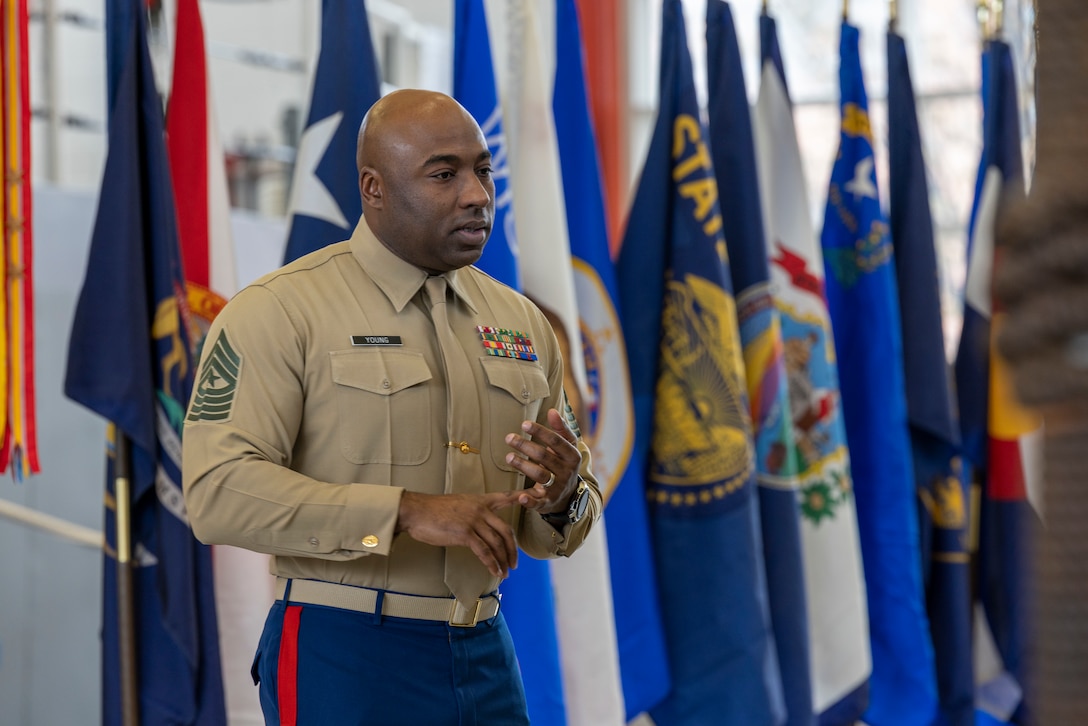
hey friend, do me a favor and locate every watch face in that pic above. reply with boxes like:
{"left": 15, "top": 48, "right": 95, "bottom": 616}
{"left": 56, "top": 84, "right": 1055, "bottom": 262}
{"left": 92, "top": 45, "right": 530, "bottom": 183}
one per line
{"left": 569, "top": 480, "right": 590, "bottom": 523}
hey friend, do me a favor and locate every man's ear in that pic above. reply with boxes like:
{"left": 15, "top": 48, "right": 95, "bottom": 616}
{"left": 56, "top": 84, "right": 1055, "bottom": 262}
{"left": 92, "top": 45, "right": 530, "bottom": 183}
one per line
{"left": 359, "top": 167, "right": 383, "bottom": 209}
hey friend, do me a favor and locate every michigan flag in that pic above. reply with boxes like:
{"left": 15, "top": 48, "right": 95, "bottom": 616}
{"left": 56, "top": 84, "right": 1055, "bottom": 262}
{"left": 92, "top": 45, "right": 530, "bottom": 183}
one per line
{"left": 886, "top": 28, "right": 973, "bottom": 726}
{"left": 553, "top": 0, "right": 670, "bottom": 718}
{"left": 954, "top": 37, "right": 1041, "bottom": 724}
{"left": 64, "top": 6, "right": 225, "bottom": 724}
{"left": 706, "top": 3, "right": 813, "bottom": 724}
{"left": 820, "top": 21, "right": 936, "bottom": 726}
{"left": 283, "top": 0, "right": 381, "bottom": 263}
{"left": 617, "top": 1, "right": 783, "bottom": 723}
{"left": 752, "top": 12, "right": 870, "bottom": 723}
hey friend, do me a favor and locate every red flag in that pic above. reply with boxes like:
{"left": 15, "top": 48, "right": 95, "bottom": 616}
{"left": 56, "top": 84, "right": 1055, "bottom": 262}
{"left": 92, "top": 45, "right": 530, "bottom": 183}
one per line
{"left": 166, "top": 4, "right": 271, "bottom": 723}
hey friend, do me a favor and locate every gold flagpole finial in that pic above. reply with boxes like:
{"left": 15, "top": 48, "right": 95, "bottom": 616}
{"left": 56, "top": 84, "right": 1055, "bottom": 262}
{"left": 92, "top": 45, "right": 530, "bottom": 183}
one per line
{"left": 994, "top": 0, "right": 1004, "bottom": 37}
{"left": 890, "top": 0, "right": 899, "bottom": 31}
{"left": 977, "top": 0, "right": 991, "bottom": 39}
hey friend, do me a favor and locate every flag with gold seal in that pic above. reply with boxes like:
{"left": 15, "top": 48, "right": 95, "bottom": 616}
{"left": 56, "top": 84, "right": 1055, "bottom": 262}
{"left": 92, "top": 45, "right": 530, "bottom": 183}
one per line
{"left": 616, "top": 1, "right": 783, "bottom": 722}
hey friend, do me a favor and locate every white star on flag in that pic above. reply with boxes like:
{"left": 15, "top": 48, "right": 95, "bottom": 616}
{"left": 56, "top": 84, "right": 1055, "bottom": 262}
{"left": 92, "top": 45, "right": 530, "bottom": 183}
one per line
{"left": 287, "top": 111, "right": 349, "bottom": 229}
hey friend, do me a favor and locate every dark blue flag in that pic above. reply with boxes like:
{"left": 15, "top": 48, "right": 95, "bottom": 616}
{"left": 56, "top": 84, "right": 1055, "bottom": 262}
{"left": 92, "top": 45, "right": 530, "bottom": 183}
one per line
{"left": 64, "top": 7, "right": 225, "bottom": 725}
{"left": 454, "top": 0, "right": 520, "bottom": 288}
{"left": 954, "top": 39, "right": 1040, "bottom": 725}
{"left": 886, "top": 29, "right": 973, "bottom": 726}
{"left": 283, "top": 0, "right": 381, "bottom": 263}
{"left": 707, "top": 5, "right": 813, "bottom": 725}
{"left": 820, "top": 21, "right": 936, "bottom": 726}
{"left": 553, "top": 0, "right": 670, "bottom": 718}
{"left": 617, "top": 1, "right": 784, "bottom": 723}
{"left": 453, "top": 4, "right": 566, "bottom": 724}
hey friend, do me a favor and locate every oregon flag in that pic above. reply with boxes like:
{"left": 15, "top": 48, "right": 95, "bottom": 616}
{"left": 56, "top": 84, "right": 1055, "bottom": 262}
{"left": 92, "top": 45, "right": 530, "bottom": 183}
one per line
{"left": 617, "top": 1, "right": 783, "bottom": 722}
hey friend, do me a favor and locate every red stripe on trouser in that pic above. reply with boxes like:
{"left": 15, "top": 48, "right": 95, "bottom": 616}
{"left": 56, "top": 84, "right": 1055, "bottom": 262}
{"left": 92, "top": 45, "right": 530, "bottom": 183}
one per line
{"left": 277, "top": 605, "right": 303, "bottom": 726}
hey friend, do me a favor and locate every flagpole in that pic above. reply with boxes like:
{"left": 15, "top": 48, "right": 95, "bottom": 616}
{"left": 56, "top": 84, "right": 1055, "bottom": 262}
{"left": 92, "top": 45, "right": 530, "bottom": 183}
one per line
{"left": 890, "top": 0, "right": 899, "bottom": 31}
{"left": 843, "top": 0, "right": 849, "bottom": 21}
{"left": 114, "top": 431, "right": 140, "bottom": 726}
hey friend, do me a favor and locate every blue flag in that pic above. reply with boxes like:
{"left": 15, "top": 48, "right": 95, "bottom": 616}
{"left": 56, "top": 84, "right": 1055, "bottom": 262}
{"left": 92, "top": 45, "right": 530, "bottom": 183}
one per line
{"left": 453, "top": 4, "right": 565, "bottom": 724}
{"left": 886, "top": 29, "right": 973, "bottom": 726}
{"left": 707, "top": 4, "right": 813, "bottom": 725}
{"left": 820, "top": 22, "right": 936, "bottom": 726}
{"left": 454, "top": 0, "right": 520, "bottom": 289}
{"left": 617, "top": 1, "right": 784, "bottom": 723}
{"left": 553, "top": 0, "right": 670, "bottom": 718}
{"left": 954, "top": 39, "right": 1039, "bottom": 724}
{"left": 283, "top": 0, "right": 381, "bottom": 263}
{"left": 64, "top": 8, "right": 225, "bottom": 725}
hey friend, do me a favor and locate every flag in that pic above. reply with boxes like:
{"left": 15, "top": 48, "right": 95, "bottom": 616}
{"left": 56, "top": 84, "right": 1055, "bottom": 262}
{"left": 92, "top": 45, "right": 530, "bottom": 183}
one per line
{"left": 454, "top": 0, "right": 519, "bottom": 288}
{"left": 0, "top": 0, "right": 39, "bottom": 479}
{"left": 488, "top": 1, "right": 626, "bottom": 723}
{"left": 453, "top": 3, "right": 566, "bottom": 723}
{"left": 820, "top": 21, "right": 937, "bottom": 726}
{"left": 954, "top": 38, "right": 1040, "bottom": 724}
{"left": 886, "top": 28, "right": 973, "bottom": 726}
{"left": 752, "top": 12, "right": 871, "bottom": 724}
{"left": 706, "top": 3, "right": 812, "bottom": 724}
{"left": 553, "top": 0, "right": 670, "bottom": 718}
{"left": 166, "top": 3, "right": 271, "bottom": 724}
{"left": 64, "top": 7, "right": 225, "bottom": 725}
{"left": 282, "top": 0, "right": 381, "bottom": 263}
{"left": 617, "top": 1, "right": 784, "bottom": 722}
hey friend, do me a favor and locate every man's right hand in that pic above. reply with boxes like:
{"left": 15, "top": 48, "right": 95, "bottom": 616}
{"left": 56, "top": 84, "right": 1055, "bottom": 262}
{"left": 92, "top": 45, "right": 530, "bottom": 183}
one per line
{"left": 395, "top": 490, "right": 521, "bottom": 578}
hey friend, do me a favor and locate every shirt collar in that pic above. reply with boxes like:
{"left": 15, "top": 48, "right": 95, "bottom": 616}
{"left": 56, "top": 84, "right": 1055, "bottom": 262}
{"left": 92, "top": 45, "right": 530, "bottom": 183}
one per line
{"left": 348, "top": 217, "right": 478, "bottom": 314}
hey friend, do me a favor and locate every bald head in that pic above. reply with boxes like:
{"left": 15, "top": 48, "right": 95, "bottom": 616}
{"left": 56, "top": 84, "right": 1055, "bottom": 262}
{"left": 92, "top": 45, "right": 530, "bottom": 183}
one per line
{"left": 356, "top": 89, "right": 479, "bottom": 174}
{"left": 354, "top": 89, "right": 496, "bottom": 273}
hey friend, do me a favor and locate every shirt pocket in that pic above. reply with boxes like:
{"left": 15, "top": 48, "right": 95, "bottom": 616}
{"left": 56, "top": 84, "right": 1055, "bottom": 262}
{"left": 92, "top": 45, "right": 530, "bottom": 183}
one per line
{"left": 480, "top": 356, "right": 552, "bottom": 472}
{"left": 330, "top": 349, "right": 433, "bottom": 465}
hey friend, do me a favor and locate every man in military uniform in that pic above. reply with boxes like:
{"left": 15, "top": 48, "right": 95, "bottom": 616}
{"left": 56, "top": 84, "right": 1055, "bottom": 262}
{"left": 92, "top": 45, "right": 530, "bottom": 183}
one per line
{"left": 182, "top": 89, "right": 601, "bottom": 725}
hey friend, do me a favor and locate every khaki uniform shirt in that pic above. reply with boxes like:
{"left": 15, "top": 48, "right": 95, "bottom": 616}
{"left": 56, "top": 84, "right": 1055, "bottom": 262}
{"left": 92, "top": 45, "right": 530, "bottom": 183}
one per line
{"left": 182, "top": 220, "right": 601, "bottom": 599}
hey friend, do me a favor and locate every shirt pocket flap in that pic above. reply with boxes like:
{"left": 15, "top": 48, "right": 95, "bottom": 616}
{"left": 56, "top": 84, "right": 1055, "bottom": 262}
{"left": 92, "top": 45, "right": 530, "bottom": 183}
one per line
{"left": 330, "top": 350, "right": 432, "bottom": 395}
{"left": 480, "top": 356, "right": 550, "bottom": 404}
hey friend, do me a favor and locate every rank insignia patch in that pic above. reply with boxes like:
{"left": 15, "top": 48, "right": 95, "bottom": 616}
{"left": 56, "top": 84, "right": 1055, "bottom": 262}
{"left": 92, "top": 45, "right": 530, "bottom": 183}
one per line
{"left": 477, "top": 326, "right": 537, "bottom": 361}
{"left": 187, "top": 328, "right": 242, "bottom": 422}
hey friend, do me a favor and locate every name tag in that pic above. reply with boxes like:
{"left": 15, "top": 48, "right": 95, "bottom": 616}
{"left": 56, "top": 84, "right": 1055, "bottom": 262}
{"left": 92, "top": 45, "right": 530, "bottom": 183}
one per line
{"left": 351, "top": 335, "right": 403, "bottom": 346}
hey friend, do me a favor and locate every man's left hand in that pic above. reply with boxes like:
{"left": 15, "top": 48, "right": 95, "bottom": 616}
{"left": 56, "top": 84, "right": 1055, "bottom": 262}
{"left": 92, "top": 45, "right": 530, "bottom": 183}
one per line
{"left": 504, "top": 408, "right": 581, "bottom": 514}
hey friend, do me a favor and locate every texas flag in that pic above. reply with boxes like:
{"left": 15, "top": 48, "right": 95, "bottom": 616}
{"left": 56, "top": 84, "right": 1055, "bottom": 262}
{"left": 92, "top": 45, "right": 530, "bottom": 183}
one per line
{"left": 282, "top": 0, "right": 381, "bottom": 264}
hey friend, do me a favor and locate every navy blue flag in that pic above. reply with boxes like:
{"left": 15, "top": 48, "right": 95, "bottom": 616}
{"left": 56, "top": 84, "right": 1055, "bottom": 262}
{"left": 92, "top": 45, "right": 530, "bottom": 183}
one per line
{"left": 453, "top": 4, "right": 566, "bottom": 724}
{"left": 283, "top": 0, "right": 381, "bottom": 263}
{"left": 954, "top": 39, "right": 1040, "bottom": 724}
{"left": 454, "top": 0, "right": 520, "bottom": 288}
{"left": 617, "top": 1, "right": 784, "bottom": 723}
{"left": 820, "top": 21, "right": 937, "bottom": 726}
{"left": 707, "top": 4, "right": 813, "bottom": 726}
{"left": 64, "top": 7, "right": 225, "bottom": 725}
{"left": 553, "top": 0, "right": 670, "bottom": 717}
{"left": 886, "top": 30, "right": 973, "bottom": 726}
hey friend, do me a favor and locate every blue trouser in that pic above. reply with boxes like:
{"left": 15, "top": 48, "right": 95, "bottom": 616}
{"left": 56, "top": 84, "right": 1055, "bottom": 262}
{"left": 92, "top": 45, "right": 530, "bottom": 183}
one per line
{"left": 252, "top": 595, "right": 530, "bottom": 725}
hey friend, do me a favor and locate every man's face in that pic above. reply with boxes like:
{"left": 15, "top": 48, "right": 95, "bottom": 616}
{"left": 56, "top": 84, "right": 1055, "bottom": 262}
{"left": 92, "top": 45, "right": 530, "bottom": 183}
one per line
{"left": 375, "top": 111, "right": 495, "bottom": 274}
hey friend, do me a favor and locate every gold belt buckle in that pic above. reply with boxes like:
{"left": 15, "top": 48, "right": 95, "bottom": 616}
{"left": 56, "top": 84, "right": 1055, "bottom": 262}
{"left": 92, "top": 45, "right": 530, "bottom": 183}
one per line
{"left": 449, "top": 598, "right": 483, "bottom": 627}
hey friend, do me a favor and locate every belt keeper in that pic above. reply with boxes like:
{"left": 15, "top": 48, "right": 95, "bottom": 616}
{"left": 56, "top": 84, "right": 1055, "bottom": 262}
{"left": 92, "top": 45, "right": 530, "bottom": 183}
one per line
{"left": 374, "top": 588, "right": 385, "bottom": 622}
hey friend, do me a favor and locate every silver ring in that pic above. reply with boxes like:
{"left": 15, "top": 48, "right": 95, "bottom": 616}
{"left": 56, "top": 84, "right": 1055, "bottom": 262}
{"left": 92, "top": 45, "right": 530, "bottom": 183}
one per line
{"left": 542, "top": 471, "right": 556, "bottom": 488}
